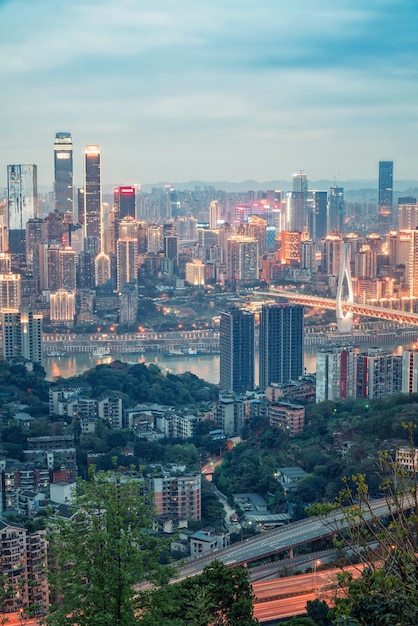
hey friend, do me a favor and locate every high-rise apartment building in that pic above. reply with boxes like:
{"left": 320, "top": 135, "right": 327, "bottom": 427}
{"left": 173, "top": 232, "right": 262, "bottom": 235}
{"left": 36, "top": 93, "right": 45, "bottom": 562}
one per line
{"left": 209, "top": 200, "right": 221, "bottom": 229}
{"left": 114, "top": 186, "right": 135, "bottom": 220}
{"left": 152, "top": 475, "right": 201, "bottom": 521}
{"left": 0, "top": 273, "right": 21, "bottom": 310}
{"left": 83, "top": 145, "right": 102, "bottom": 247}
{"left": 357, "top": 347, "right": 398, "bottom": 400}
{"left": 402, "top": 347, "right": 418, "bottom": 393}
{"left": 116, "top": 238, "right": 137, "bottom": 290}
{"left": 259, "top": 303, "right": 304, "bottom": 390}
{"left": 7, "top": 164, "right": 38, "bottom": 256}
{"left": 227, "top": 235, "right": 258, "bottom": 283}
{"left": 378, "top": 161, "right": 393, "bottom": 232}
{"left": 50, "top": 290, "right": 75, "bottom": 325}
{"left": 219, "top": 308, "right": 255, "bottom": 393}
{"left": 2, "top": 308, "right": 42, "bottom": 363}
{"left": 54, "top": 132, "right": 73, "bottom": 216}
{"left": 316, "top": 345, "right": 357, "bottom": 402}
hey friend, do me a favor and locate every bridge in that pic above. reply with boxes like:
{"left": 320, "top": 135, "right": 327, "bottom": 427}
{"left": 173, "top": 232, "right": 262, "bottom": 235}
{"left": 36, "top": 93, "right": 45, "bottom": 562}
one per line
{"left": 264, "top": 288, "right": 418, "bottom": 327}
{"left": 175, "top": 497, "right": 405, "bottom": 580}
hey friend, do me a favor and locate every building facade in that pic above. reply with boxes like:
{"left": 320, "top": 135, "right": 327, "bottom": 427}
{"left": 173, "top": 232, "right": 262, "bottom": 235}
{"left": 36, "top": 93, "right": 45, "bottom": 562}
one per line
{"left": 219, "top": 308, "right": 255, "bottom": 393}
{"left": 259, "top": 303, "right": 304, "bottom": 390}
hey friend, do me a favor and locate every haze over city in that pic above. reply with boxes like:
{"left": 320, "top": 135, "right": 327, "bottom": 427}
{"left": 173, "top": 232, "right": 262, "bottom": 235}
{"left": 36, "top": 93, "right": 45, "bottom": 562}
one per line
{"left": 1, "top": 0, "right": 418, "bottom": 186}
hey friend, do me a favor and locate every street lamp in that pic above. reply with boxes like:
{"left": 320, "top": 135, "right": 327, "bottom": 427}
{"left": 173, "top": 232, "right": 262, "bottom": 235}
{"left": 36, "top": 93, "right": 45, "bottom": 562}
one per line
{"left": 313, "top": 559, "right": 321, "bottom": 594}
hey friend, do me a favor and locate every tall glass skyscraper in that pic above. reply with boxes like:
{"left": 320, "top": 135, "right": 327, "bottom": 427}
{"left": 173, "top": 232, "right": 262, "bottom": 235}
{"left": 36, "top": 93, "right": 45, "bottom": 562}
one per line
{"left": 83, "top": 145, "right": 102, "bottom": 249}
{"left": 7, "top": 164, "right": 38, "bottom": 256}
{"left": 219, "top": 308, "right": 255, "bottom": 393}
{"left": 378, "top": 160, "right": 393, "bottom": 233}
{"left": 54, "top": 132, "right": 73, "bottom": 217}
{"left": 259, "top": 303, "right": 304, "bottom": 390}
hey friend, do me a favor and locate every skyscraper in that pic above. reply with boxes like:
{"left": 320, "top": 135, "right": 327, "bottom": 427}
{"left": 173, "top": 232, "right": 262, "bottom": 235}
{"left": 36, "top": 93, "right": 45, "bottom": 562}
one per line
{"left": 114, "top": 186, "right": 135, "bottom": 220}
{"left": 378, "top": 161, "right": 393, "bottom": 232}
{"left": 83, "top": 145, "right": 102, "bottom": 248}
{"left": 327, "top": 186, "right": 344, "bottom": 233}
{"left": 259, "top": 303, "right": 304, "bottom": 390}
{"left": 219, "top": 308, "right": 255, "bottom": 393}
{"left": 54, "top": 132, "right": 73, "bottom": 217}
{"left": 7, "top": 164, "right": 38, "bottom": 256}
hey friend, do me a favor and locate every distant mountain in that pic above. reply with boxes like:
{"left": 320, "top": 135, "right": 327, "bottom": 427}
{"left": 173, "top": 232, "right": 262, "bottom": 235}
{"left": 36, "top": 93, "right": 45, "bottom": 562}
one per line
{"left": 139, "top": 179, "right": 418, "bottom": 194}
{"left": 36, "top": 179, "right": 418, "bottom": 196}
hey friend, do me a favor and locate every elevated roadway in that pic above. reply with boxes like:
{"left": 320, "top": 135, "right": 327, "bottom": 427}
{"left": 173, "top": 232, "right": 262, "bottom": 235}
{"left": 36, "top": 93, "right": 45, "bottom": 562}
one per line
{"left": 176, "top": 498, "right": 407, "bottom": 580}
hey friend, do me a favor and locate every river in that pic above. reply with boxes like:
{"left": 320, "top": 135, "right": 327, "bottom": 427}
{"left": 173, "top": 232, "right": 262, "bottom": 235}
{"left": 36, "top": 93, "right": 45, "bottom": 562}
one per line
{"left": 43, "top": 340, "right": 411, "bottom": 385}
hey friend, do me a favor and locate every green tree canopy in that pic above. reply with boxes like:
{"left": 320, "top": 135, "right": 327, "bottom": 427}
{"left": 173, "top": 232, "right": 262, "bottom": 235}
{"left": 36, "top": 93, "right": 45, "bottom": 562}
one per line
{"left": 46, "top": 466, "right": 173, "bottom": 626}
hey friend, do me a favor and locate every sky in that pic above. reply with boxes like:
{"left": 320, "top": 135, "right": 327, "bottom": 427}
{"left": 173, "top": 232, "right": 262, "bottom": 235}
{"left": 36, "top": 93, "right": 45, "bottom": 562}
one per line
{"left": 1, "top": 0, "right": 418, "bottom": 188}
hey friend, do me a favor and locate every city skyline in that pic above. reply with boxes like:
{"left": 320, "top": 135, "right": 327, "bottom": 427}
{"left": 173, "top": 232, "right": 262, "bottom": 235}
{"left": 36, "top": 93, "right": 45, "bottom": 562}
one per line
{"left": 1, "top": 0, "right": 417, "bottom": 187}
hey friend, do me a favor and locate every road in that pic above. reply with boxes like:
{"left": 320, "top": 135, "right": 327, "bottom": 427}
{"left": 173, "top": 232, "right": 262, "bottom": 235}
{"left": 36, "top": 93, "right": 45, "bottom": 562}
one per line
{"left": 176, "top": 497, "right": 403, "bottom": 578}
{"left": 252, "top": 565, "right": 363, "bottom": 623}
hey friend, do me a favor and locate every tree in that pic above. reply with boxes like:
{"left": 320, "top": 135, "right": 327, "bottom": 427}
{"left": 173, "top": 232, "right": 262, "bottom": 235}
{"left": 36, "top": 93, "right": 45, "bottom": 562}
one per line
{"left": 309, "top": 422, "right": 418, "bottom": 625}
{"left": 141, "top": 560, "right": 259, "bottom": 625}
{"left": 45, "top": 466, "right": 174, "bottom": 626}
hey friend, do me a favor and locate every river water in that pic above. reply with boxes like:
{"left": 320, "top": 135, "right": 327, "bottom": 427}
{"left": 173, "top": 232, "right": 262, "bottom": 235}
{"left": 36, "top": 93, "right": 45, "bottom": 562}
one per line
{"left": 43, "top": 341, "right": 409, "bottom": 385}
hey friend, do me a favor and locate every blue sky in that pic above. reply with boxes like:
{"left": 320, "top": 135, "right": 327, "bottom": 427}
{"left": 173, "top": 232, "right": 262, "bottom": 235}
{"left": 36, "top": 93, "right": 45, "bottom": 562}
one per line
{"left": 1, "top": 0, "right": 418, "bottom": 187}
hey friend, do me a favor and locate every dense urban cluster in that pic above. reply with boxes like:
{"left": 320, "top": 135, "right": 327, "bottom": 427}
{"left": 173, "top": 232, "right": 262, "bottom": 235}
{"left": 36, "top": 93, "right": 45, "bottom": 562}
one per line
{"left": 2, "top": 136, "right": 418, "bottom": 623}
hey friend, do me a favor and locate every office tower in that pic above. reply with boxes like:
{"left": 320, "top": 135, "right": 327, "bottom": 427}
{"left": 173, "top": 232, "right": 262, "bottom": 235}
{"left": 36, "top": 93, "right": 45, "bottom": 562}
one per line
{"left": 2, "top": 308, "right": 43, "bottom": 363}
{"left": 219, "top": 308, "right": 255, "bottom": 393}
{"left": 316, "top": 345, "right": 357, "bottom": 402}
{"left": 378, "top": 161, "right": 393, "bottom": 233}
{"left": 209, "top": 200, "right": 221, "bottom": 229}
{"left": 54, "top": 132, "right": 73, "bottom": 216}
{"left": 287, "top": 172, "right": 308, "bottom": 232}
{"left": 314, "top": 191, "right": 328, "bottom": 240}
{"left": 163, "top": 223, "right": 178, "bottom": 263}
{"left": 83, "top": 145, "right": 102, "bottom": 247}
{"left": 402, "top": 347, "right": 418, "bottom": 393}
{"left": 114, "top": 186, "right": 135, "bottom": 220}
{"left": 7, "top": 164, "right": 38, "bottom": 256}
{"left": 116, "top": 238, "right": 137, "bottom": 290}
{"left": 259, "top": 303, "right": 304, "bottom": 390}
{"left": 227, "top": 235, "right": 258, "bottom": 282}
{"left": 357, "top": 347, "right": 395, "bottom": 400}
{"left": 328, "top": 186, "right": 345, "bottom": 233}
{"left": 0, "top": 273, "right": 21, "bottom": 310}
{"left": 50, "top": 290, "right": 75, "bottom": 325}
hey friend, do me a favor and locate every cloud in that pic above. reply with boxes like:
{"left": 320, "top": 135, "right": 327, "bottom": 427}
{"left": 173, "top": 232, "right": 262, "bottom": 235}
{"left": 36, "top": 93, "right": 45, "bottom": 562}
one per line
{"left": 1, "top": 0, "right": 418, "bottom": 183}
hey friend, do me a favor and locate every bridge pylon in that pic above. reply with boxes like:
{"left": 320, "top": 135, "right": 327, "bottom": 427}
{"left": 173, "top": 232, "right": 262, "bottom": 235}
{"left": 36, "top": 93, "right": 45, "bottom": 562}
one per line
{"left": 336, "top": 243, "right": 354, "bottom": 333}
